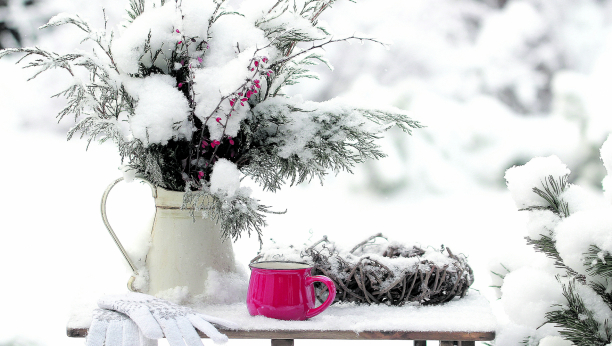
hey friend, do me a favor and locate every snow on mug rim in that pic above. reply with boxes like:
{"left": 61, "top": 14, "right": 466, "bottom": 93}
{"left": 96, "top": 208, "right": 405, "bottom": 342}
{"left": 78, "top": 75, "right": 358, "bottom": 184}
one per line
{"left": 250, "top": 261, "right": 311, "bottom": 270}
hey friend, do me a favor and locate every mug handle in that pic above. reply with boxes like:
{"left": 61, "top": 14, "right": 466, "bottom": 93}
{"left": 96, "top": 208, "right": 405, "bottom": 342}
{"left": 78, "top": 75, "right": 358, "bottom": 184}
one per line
{"left": 305, "top": 276, "right": 337, "bottom": 319}
{"left": 101, "top": 177, "right": 157, "bottom": 291}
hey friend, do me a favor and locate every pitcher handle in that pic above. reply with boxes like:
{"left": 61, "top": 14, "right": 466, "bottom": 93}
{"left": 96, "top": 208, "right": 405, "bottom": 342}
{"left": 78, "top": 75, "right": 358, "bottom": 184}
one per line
{"left": 101, "top": 177, "right": 157, "bottom": 291}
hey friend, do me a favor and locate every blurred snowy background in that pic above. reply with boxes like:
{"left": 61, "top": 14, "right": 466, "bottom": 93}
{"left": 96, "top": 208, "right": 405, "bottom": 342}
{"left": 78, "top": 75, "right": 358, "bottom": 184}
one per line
{"left": 1, "top": 0, "right": 612, "bottom": 345}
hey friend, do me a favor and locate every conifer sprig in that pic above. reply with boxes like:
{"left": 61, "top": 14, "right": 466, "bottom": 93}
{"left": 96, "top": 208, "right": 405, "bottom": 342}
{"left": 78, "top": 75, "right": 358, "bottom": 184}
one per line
{"left": 532, "top": 175, "right": 570, "bottom": 217}
{"left": 546, "top": 279, "right": 612, "bottom": 346}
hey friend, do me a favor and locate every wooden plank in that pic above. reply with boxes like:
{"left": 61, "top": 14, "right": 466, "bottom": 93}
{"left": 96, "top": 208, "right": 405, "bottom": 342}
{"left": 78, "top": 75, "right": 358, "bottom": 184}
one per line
{"left": 271, "top": 340, "right": 294, "bottom": 346}
{"left": 414, "top": 341, "right": 427, "bottom": 346}
{"left": 459, "top": 342, "right": 475, "bottom": 346}
{"left": 67, "top": 328, "right": 495, "bottom": 341}
{"left": 439, "top": 342, "right": 454, "bottom": 346}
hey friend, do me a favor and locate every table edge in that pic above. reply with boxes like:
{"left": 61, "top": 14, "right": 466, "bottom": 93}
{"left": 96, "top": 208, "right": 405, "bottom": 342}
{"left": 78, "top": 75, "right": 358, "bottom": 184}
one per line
{"left": 68, "top": 327, "right": 495, "bottom": 341}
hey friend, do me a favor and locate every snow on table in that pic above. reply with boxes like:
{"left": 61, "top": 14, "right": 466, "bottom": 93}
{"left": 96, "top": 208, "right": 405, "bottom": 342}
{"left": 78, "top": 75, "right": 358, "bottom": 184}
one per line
{"left": 67, "top": 292, "right": 495, "bottom": 341}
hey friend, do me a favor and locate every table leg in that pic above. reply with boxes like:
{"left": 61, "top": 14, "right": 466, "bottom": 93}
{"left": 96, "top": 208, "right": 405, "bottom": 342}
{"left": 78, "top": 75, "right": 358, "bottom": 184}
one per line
{"left": 271, "top": 339, "right": 294, "bottom": 346}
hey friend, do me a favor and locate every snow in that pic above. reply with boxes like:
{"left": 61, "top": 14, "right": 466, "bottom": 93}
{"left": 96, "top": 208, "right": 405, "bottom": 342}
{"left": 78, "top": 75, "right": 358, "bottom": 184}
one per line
{"left": 3, "top": 1, "right": 612, "bottom": 345}
{"left": 210, "top": 159, "right": 242, "bottom": 198}
{"left": 127, "top": 74, "right": 193, "bottom": 145}
{"left": 68, "top": 292, "right": 496, "bottom": 333}
{"left": 111, "top": 2, "right": 179, "bottom": 74}
{"left": 602, "top": 135, "right": 612, "bottom": 202}
{"left": 525, "top": 209, "right": 561, "bottom": 240}
{"left": 555, "top": 207, "right": 612, "bottom": 276}
{"left": 504, "top": 156, "right": 571, "bottom": 209}
{"left": 499, "top": 267, "right": 564, "bottom": 329}
{"left": 538, "top": 336, "right": 574, "bottom": 346}
{"left": 573, "top": 282, "right": 612, "bottom": 340}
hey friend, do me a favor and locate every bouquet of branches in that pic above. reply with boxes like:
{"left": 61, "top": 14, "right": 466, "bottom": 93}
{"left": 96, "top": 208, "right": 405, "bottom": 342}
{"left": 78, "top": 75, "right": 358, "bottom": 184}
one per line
{"left": 0, "top": 0, "right": 421, "bottom": 242}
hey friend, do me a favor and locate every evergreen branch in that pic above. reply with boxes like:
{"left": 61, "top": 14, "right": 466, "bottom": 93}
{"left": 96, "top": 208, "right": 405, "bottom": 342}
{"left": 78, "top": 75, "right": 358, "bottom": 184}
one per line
{"left": 272, "top": 34, "right": 387, "bottom": 69}
{"left": 39, "top": 13, "right": 91, "bottom": 33}
{"left": 0, "top": 47, "right": 77, "bottom": 79}
{"left": 243, "top": 101, "right": 421, "bottom": 192}
{"left": 585, "top": 245, "right": 612, "bottom": 278}
{"left": 546, "top": 279, "right": 612, "bottom": 346}
{"left": 126, "top": 0, "right": 146, "bottom": 22}
{"left": 533, "top": 175, "right": 570, "bottom": 217}
{"left": 183, "top": 188, "right": 282, "bottom": 245}
{"left": 590, "top": 280, "right": 612, "bottom": 314}
{"left": 525, "top": 234, "right": 583, "bottom": 279}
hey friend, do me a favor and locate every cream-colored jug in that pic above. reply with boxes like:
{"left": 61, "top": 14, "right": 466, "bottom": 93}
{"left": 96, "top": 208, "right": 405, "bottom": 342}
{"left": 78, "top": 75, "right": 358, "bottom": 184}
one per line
{"left": 101, "top": 177, "right": 236, "bottom": 296}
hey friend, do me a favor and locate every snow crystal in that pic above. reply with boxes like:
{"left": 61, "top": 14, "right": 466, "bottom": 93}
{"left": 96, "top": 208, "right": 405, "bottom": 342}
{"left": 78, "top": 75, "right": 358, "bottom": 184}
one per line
{"left": 193, "top": 49, "right": 257, "bottom": 139}
{"left": 500, "top": 267, "right": 564, "bottom": 329}
{"left": 250, "top": 2, "right": 325, "bottom": 43}
{"left": 525, "top": 209, "right": 561, "bottom": 240}
{"left": 155, "top": 286, "right": 191, "bottom": 305}
{"left": 69, "top": 292, "right": 496, "bottom": 333}
{"left": 199, "top": 268, "right": 249, "bottom": 305}
{"left": 127, "top": 74, "right": 192, "bottom": 146}
{"left": 555, "top": 206, "right": 612, "bottom": 276}
{"left": 538, "top": 336, "right": 574, "bottom": 346}
{"left": 178, "top": 0, "right": 217, "bottom": 40}
{"left": 252, "top": 95, "right": 394, "bottom": 161}
{"left": 505, "top": 156, "right": 571, "bottom": 209}
{"left": 120, "top": 164, "right": 136, "bottom": 183}
{"left": 602, "top": 134, "right": 612, "bottom": 175}
{"left": 209, "top": 159, "right": 241, "bottom": 198}
{"left": 203, "top": 10, "right": 269, "bottom": 69}
{"left": 112, "top": 3, "right": 180, "bottom": 74}
{"left": 561, "top": 184, "right": 608, "bottom": 214}
{"left": 574, "top": 282, "right": 612, "bottom": 339}
{"left": 602, "top": 135, "right": 612, "bottom": 203}
{"left": 131, "top": 267, "right": 149, "bottom": 294}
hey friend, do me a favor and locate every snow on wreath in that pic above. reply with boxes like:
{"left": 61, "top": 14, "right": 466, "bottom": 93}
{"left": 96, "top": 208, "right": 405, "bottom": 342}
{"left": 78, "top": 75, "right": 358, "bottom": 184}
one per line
{"left": 253, "top": 233, "right": 474, "bottom": 306}
{"left": 0, "top": 0, "right": 422, "bottom": 242}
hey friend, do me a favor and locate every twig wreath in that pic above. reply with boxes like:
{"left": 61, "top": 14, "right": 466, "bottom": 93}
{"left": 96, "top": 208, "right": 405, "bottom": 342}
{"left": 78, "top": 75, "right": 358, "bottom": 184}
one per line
{"left": 252, "top": 233, "right": 474, "bottom": 306}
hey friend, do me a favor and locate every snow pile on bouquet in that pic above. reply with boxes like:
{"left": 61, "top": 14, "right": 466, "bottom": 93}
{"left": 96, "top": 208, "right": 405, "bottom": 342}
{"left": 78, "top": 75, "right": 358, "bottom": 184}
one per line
{"left": 254, "top": 233, "right": 473, "bottom": 306}
{"left": 0, "top": 0, "right": 422, "bottom": 243}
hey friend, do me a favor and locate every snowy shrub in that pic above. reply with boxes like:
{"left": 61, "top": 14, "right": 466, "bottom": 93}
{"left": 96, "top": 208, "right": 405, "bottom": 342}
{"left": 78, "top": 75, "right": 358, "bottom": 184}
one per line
{"left": 0, "top": 0, "right": 422, "bottom": 242}
{"left": 496, "top": 139, "right": 612, "bottom": 346}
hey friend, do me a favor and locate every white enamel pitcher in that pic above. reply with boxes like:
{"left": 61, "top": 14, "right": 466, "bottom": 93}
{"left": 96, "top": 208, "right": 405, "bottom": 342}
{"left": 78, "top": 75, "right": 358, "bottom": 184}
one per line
{"left": 101, "top": 177, "right": 236, "bottom": 295}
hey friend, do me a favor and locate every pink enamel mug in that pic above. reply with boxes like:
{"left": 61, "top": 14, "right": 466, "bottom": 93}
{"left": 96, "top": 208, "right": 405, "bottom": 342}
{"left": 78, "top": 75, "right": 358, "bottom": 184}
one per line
{"left": 247, "top": 261, "right": 336, "bottom": 320}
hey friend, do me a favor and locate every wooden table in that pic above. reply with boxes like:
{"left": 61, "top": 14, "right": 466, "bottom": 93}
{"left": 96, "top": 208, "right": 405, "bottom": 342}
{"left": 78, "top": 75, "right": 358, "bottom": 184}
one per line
{"left": 67, "top": 293, "right": 496, "bottom": 345}
{"left": 68, "top": 326, "right": 493, "bottom": 345}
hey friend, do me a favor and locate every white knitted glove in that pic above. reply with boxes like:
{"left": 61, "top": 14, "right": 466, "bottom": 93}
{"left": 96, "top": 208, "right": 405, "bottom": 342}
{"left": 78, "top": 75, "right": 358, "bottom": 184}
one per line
{"left": 98, "top": 292, "right": 237, "bottom": 346}
{"left": 86, "top": 308, "right": 157, "bottom": 346}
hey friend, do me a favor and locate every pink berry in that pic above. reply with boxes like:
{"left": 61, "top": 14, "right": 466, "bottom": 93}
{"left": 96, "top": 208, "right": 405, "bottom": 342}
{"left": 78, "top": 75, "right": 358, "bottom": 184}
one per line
{"left": 216, "top": 117, "right": 221, "bottom": 122}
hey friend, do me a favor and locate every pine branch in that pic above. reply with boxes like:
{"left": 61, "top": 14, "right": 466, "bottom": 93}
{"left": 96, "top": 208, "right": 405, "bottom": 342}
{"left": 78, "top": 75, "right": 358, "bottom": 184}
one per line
{"left": 590, "top": 280, "right": 612, "bottom": 314}
{"left": 546, "top": 279, "right": 612, "bottom": 346}
{"left": 585, "top": 245, "right": 612, "bottom": 278}
{"left": 532, "top": 175, "right": 570, "bottom": 217}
